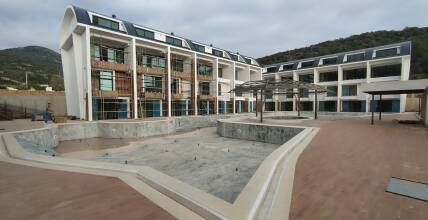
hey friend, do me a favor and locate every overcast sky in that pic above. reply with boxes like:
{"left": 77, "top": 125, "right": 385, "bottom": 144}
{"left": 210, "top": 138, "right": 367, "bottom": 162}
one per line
{"left": 0, "top": 0, "right": 427, "bottom": 58}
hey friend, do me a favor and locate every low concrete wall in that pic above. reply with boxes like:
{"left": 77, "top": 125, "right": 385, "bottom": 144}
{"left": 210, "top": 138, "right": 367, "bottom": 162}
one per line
{"left": 12, "top": 114, "right": 246, "bottom": 153}
{"left": 217, "top": 120, "right": 304, "bottom": 145}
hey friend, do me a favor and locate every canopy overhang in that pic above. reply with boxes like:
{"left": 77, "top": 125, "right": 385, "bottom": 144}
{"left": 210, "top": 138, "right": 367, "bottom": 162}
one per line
{"left": 360, "top": 79, "right": 428, "bottom": 95}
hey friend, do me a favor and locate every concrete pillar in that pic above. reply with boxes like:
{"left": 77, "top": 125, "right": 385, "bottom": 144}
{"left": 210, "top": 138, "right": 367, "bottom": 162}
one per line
{"left": 232, "top": 62, "right": 236, "bottom": 114}
{"left": 84, "top": 26, "right": 93, "bottom": 121}
{"left": 131, "top": 38, "right": 138, "bottom": 119}
{"left": 167, "top": 46, "right": 172, "bottom": 117}
{"left": 366, "top": 61, "right": 371, "bottom": 112}
{"left": 337, "top": 65, "right": 343, "bottom": 112}
{"left": 292, "top": 71, "right": 298, "bottom": 112}
{"left": 193, "top": 53, "right": 198, "bottom": 115}
{"left": 313, "top": 69, "right": 318, "bottom": 113}
{"left": 214, "top": 58, "right": 219, "bottom": 114}
{"left": 400, "top": 56, "right": 411, "bottom": 112}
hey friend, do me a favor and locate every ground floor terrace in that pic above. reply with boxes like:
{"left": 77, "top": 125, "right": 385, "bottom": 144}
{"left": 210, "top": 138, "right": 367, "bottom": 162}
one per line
{"left": 0, "top": 113, "right": 427, "bottom": 220}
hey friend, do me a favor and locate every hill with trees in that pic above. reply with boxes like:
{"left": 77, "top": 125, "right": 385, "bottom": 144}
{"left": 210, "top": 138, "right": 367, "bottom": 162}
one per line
{"left": 0, "top": 46, "right": 64, "bottom": 90}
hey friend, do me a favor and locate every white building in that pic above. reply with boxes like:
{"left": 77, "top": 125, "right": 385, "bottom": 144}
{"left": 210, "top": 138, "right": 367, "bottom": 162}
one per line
{"left": 60, "top": 6, "right": 262, "bottom": 121}
{"left": 262, "top": 41, "right": 411, "bottom": 113}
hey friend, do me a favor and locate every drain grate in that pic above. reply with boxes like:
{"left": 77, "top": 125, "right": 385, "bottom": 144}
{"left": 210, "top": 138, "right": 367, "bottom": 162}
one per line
{"left": 386, "top": 177, "right": 428, "bottom": 202}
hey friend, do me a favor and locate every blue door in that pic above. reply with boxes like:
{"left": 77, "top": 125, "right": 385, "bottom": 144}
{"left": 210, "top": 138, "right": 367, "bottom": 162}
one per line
{"left": 118, "top": 99, "right": 128, "bottom": 118}
{"left": 153, "top": 101, "right": 161, "bottom": 117}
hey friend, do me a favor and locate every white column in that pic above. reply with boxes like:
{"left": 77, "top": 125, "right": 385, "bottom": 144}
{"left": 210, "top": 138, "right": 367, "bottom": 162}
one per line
{"left": 292, "top": 71, "right": 298, "bottom": 112}
{"left": 193, "top": 53, "right": 198, "bottom": 115}
{"left": 84, "top": 27, "right": 92, "bottom": 121}
{"left": 232, "top": 62, "right": 236, "bottom": 114}
{"left": 167, "top": 46, "right": 172, "bottom": 117}
{"left": 366, "top": 61, "right": 371, "bottom": 112}
{"left": 337, "top": 65, "right": 343, "bottom": 112}
{"left": 400, "top": 56, "right": 411, "bottom": 112}
{"left": 131, "top": 38, "right": 138, "bottom": 119}
{"left": 214, "top": 58, "right": 219, "bottom": 114}
{"left": 313, "top": 69, "right": 319, "bottom": 113}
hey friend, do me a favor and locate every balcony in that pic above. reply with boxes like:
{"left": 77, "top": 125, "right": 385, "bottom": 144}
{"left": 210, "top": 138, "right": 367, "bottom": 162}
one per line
{"left": 144, "top": 91, "right": 164, "bottom": 100}
{"left": 137, "top": 53, "right": 166, "bottom": 76}
{"left": 90, "top": 44, "right": 129, "bottom": 72}
{"left": 172, "top": 93, "right": 184, "bottom": 100}
{"left": 172, "top": 70, "right": 192, "bottom": 78}
{"left": 92, "top": 90, "right": 119, "bottom": 97}
{"left": 198, "top": 94, "right": 215, "bottom": 101}
{"left": 91, "top": 59, "right": 129, "bottom": 72}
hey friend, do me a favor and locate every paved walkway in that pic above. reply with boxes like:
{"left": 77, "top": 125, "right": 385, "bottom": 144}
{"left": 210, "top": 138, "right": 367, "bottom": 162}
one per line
{"left": 289, "top": 114, "right": 428, "bottom": 220}
{"left": 0, "top": 162, "right": 176, "bottom": 220}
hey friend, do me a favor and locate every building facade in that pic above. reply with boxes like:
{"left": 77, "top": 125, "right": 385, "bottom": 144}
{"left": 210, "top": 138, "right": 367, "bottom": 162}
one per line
{"left": 262, "top": 42, "right": 411, "bottom": 113}
{"left": 60, "top": 6, "right": 262, "bottom": 121}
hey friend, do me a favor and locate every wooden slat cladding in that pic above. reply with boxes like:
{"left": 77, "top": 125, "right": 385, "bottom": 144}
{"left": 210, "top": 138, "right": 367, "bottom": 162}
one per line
{"left": 115, "top": 71, "right": 132, "bottom": 97}
{"left": 172, "top": 70, "right": 192, "bottom": 79}
{"left": 198, "top": 94, "right": 215, "bottom": 101}
{"left": 137, "top": 66, "right": 165, "bottom": 76}
{"left": 144, "top": 92, "right": 164, "bottom": 100}
{"left": 197, "top": 74, "right": 214, "bottom": 81}
{"left": 91, "top": 60, "right": 130, "bottom": 72}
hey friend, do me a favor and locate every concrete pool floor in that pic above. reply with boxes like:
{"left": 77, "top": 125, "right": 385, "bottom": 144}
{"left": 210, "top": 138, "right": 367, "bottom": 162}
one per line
{"left": 57, "top": 127, "right": 279, "bottom": 203}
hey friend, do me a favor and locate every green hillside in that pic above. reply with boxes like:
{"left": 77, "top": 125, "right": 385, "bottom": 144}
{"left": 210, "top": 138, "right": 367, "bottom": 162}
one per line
{"left": 0, "top": 46, "right": 64, "bottom": 90}
{"left": 257, "top": 27, "right": 428, "bottom": 79}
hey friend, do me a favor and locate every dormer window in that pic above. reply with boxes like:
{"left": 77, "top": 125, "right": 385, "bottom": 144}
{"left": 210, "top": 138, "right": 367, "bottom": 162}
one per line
{"left": 300, "top": 60, "right": 314, "bottom": 69}
{"left": 135, "top": 28, "right": 154, "bottom": 39}
{"left": 345, "top": 53, "right": 365, "bottom": 62}
{"left": 93, "top": 16, "right": 119, "bottom": 30}
{"left": 166, "top": 36, "right": 182, "bottom": 47}
{"left": 282, "top": 64, "right": 294, "bottom": 71}
{"left": 266, "top": 67, "right": 277, "bottom": 73}
{"left": 322, "top": 57, "right": 337, "bottom": 65}
{"left": 213, "top": 49, "right": 223, "bottom": 57}
{"left": 195, "top": 44, "right": 205, "bottom": 53}
{"left": 375, "top": 47, "right": 399, "bottom": 58}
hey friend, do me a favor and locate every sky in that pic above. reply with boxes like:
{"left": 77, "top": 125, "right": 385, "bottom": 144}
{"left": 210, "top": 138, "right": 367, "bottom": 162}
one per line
{"left": 0, "top": 0, "right": 427, "bottom": 58}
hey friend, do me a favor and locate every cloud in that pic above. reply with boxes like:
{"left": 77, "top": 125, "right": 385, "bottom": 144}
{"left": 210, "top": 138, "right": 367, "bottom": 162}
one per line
{"left": 0, "top": 0, "right": 427, "bottom": 57}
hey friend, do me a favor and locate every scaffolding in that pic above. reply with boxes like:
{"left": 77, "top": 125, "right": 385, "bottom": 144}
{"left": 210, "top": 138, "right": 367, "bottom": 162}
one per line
{"left": 230, "top": 78, "right": 326, "bottom": 122}
{"left": 90, "top": 34, "right": 134, "bottom": 120}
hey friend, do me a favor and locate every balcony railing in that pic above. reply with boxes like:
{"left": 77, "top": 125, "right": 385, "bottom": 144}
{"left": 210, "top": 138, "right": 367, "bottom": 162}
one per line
{"left": 198, "top": 94, "right": 215, "bottom": 101}
{"left": 144, "top": 91, "right": 164, "bottom": 100}
{"left": 137, "top": 53, "right": 166, "bottom": 75}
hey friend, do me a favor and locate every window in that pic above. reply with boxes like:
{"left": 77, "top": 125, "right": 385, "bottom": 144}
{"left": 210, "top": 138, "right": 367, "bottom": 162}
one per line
{"left": 342, "top": 100, "right": 366, "bottom": 112}
{"left": 244, "top": 58, "right": 252, "bottom": 64}
{"left": 300, "top": 61, "right": 314, "bottom": 68}
{"left": 375, "top": 48, "right": 398, "bottom": 58}
{"left": 213, "top": 49, "right": 223, "bottom": 57}
{"left": 99, "top": 71, "right": 113, "bottom": 91}
{"left": 371, "top": 64, "right": 401, "bottom": 78}
{"left": 218, "top": 84, "right": 221, "bottom": 96}
{"left": 172, "top": 59, "right": 184, "bottom": 72}
{"left": 138, "top": 54, "right": 165, "bottom": 69}
{"left": 342, "top": 85, "right": 358, "bottom": 96}
{"left": 319, "top": 71, "right": 338, "bottom": 82}
{"left": 343, "top": 68, "right": 366, "bottom": 80}
{"left": 91, "top": 44, "right": 124, "bottom": 63}
{"left": 322, "top": 57, "right": 337, "bottom": 65}
{"left": 135, "top": 28, "right": 154, "bottom": 39}
{"left": 266, "top": 67, "right": 277, "bottom": 73}
{"left": 300, "top": 101, "right": 313, "bottom": 111}
{"left": 346, "top": 53, "right": 365, "bottom": 62}
{"left": 299, "top": 88, "right": 309, "bottom": 98}
{"left": 171, "top": 78, "right": 179, "bottom": 94}
{"left": 144, "top": 75, "right": 163, "bottom": 93}
{"left": 197, "top": 63, "right": 212, "bottom": 76}
{"left": 218, "top": 68, "right": 223, "bottom": 78}
{"left": 230, "top": 54, "right": 238, "bottom": 61}
{"left": 194, "top": 44, "right": 205, "bottom": 53}
{"left": 326, "top": 86, "right": 338, "bottom": 97}
{"left": 319, "top": 101, "right": 337, "bottom": 112}
{"left": 166, "top": 36, "right": 182, "bottom": 47}
{"left": 282, "top": 64, "right": 294, "bottom": 71}
{"left": 93, "top": 16, "right": 119, "bottom": 30}
{"left": 299, "top": 74, "right": 313, "bottom": 83}
{"left": 200, "top": 82, "right": 210, "bottom": 95}
{"left": 280, "top": 102, "right": 293, "bottom": 111}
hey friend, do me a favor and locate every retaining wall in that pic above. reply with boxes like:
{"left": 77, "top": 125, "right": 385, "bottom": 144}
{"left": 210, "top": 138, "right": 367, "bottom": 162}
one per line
{"left": 12, "top": 114, "right": 243, "bottom": 153}
{"left": 217, "top": 120, "right": 304, "bottom": 144}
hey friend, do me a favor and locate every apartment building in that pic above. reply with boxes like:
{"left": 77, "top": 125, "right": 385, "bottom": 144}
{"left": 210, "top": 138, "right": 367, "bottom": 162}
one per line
{"left": 262, "top": 42, "right": 411, "bottom": 113}
{"left": 60, "top": 6, "right": 262, "bottom": 121}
